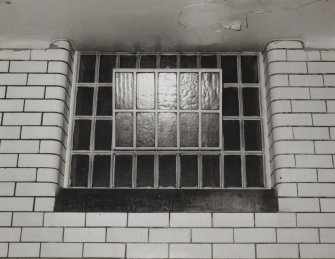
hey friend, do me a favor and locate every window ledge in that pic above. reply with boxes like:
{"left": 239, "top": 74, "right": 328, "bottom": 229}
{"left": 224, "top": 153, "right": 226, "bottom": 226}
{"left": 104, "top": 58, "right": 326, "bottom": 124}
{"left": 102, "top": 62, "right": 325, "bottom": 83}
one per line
{"left": 54, "top": 189, "right": 278, "bottom": 212}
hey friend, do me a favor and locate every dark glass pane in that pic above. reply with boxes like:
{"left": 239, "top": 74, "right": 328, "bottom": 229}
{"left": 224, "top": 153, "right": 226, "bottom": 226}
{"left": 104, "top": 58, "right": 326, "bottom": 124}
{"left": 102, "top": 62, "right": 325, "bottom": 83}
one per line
{"left": 78, "top": 55, "right": 96, "bottom": 83}
{"left": 159, "top": 155, "right": 176, "bottom": 187}
{"left": 241, "top": 56, "right": 258, "bottom": 83}
{"left": 180, "top": 55, "right": 197, "bottom": 68}
{"left": 201, "top": 55, "right": 217, "bottom": 68}
{"left": 243, "top": 88, "right": 260, "bottom": 116}
{"left": 70, "top": 155, "right": 89, "bottom": 187}
{"left": 244, "top": 120, "right": 262, "bottom": 151}
{"left": 136, "top": 155, "right": 154, "bottom": 187}
{"left": 99, "top": 55, "right": 116, "bottom": 83}
{"left": 97, "top": 87, "right": 113, "bottom": 116}
{"left": 120, "top": 55, "right": 137, "bottom": 68}
{"left": 92, "top": 155, "right": 111, "bottom": 187}
{"left": 202, "top": 155, "right": 220, "bottom": 187}
{"left": 223, "top": 87, "right": 239, "bottom": 116}
{"left": 180, "top": 155, "right": 198, "bottom": 187}
{"left": 224, "top": 155, "right": 241, "bottom": 187}
{"left": 114, "top": 155, "right": 132, "bottom": 187}
{"left": 95, "top": 120, "right": 112, "bottom": 150}
{"left": 223, "top": 120, "right": 240, "bottom": 151}
{"left": 246, "top": 155, "right": 264, "bottom": 187}
{"left": 72, "top": 120, "right": 91, "bottom": 150}
{"left": 160, "top": 55, "right": 177, "bottom": 68}
{"left": 140, "top": 55, "right": 156, "bottom": 68}
{"left": 221, "top": 56, "right": 237, "bottom": 83}
{"left": 75, "top": 87, "right": 94, "bottom": 116}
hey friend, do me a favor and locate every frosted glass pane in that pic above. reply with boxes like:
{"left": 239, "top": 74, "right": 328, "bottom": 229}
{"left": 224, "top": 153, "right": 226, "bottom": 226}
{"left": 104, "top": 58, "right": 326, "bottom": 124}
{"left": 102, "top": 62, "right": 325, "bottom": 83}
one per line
{"left": 115, "top": 72, "right": 133, "bottom": 109}
{"left": 137, "top": 73, "right": 155, "bottom": 109}
{"left": 202, "top": 113, "right": 220, "bottom": 147}
{"left": 180, "top": 73, "right": 199, "bottom": 110}
{"left": 158, "top": 113, "right": 177, "bottom": 147}
{"left": 180, "top": 113, "right": 198, "bottom": 147}
{"left": 115, "top": 112, "right": 133, "bottom": 147}
{"left": 136, "top": 113, "right": 155, "bottom": 147}
{"left": 158, "top": 73, "right": 177, "bottom": 110}
{"left": 201, "top": 72, "right": 220, "bottom": 110}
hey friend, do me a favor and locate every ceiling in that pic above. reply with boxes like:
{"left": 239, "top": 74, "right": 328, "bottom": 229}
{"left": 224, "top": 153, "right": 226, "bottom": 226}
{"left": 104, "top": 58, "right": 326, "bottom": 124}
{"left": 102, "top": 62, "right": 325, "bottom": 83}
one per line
{"left": 0, "top": 0, "right": 334, "bottom": 51}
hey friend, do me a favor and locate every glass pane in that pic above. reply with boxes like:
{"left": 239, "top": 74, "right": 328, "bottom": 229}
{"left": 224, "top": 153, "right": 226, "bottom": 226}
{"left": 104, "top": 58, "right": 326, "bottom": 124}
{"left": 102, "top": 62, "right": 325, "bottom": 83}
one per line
{"left": 241, "top": 56, "right": 259, "bottom": 83}
{"left": 201, "top": 55, "right": 217, "bottom": 68}
{"left": 140, "top": 55, "right": 156, "bottom": 68}
{"left": 221, "top": 56, "right": 237, "bottom": 83}
{"left": 70, "top": 155, "right": 89, "bottom": 187}
{"left": 75, "top": 87, "right": 94, "bottom": 116}
{"left": 78, "top": 55, "right": 96, "bottom": 83}
{"left": 115, "top": 72, "right": 134, "bottom": 109}
{"left": 99, "top": 55, "right": 116, "bottom": 83}
{"left": 114, "top": 155, "right": 132, "bottom": 187}
{"left": 160, "top": 55, "right": 177, "bottom": 68}
{"left": 244, "top": 120, "right": 262, "bottom": 151}
{"left": 224, "top": 155, "right": 242, "bottom": 187}
{"left": 180, "top": 113, "right": 198, "bottom": 147}
{"left": 202, "top": 155, "right": 220, "bottom": 187}
{"left": 136, "top": 113, "right": 155, "bottom": 147}
{"left": 93, "top": 155, "right": 111, "bottom": 187}
{"left": 223, "top": 120, "right": 240, "bottom": 151}
{"left": 246, "top": 155, "right": 264, "bottom": 187}
{"left": 180, "top": 55, "right": 197, "bottom": 68}
{"left": 223, "top": 87, "right": 239, "bottom": 116}
{"left": 115, "top": 113, "right": 133, "bottom": 147}
{"left": 137, "top": 73, "right": 155, "bottom": 109}
{"left": 95, "top": 120, "right": 112, "bottom": 150}
{"left": 97, "top": 87, "right": 113, "bottom": 116}
{"left": 180, "top": 155, "right": 198, "bottom": 187}
{"left": 158, "top": 113, "right": 177, "bottom": 147}
{"left": 136, "top": 155, "right": 154, "bottom": 187}
{"left": 201, "top": 113, "right": 220, "bottom": 147}
{"left": 159, "top": 155, "right": 176, "bottom": 187}
{"left": 72, "top": 120, "right": 91, "bottom": 150}
{"left": 201, "top": 72, "right": 220, "bottom": 110}
{"left": 180, "top": 73, "right": 199, "bottom": 110}
{"left": 243, "top": 88, "right": 260, "bottom": 116}
{"left": 120, "top": 55, "right": 136, "bottom": 68}
{"left": 158, "top": 73, "right": 177, "bottom": 110}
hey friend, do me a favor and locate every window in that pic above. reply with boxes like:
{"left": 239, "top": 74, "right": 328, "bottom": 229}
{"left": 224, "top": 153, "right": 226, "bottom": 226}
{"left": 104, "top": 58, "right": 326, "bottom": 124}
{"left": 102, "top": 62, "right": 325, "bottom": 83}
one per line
{"left": 67, "top": 53, "right": 267, "bottom": 189}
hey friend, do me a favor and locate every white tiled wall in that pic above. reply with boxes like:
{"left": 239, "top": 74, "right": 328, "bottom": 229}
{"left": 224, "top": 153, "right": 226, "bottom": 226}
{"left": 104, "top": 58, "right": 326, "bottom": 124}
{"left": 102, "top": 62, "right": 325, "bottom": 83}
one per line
{"left": 0, "top": 40, "right": 334, "bottom": 258}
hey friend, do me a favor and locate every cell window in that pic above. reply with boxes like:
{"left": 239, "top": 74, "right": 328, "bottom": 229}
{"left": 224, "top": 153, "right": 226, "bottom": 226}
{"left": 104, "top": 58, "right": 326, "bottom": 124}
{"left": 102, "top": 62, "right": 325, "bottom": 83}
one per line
{"left": 180, "top": 55, "right": 197, "bottom": 68}
{"left": 202, "top": 155, "right": 220, "bottom": 187}
{"left": 97, "top": 87, "right": 113, "bottom": 116}
{"left": 136, "top": 113, "right": 155, "bottom": 148}
{"left": 244, "top": 120, "right": 262, "bottom": 151}
{"left": 75, "top": 87, "right": 94, "bottom": 116}
{"left": 180, "top": 113, "right": 198, "bottom": 147}
{"left": 221, "top": 56, "right": 237, "bottom": 83}
{"left": 223, "top": 120, "right": 240, "bottom": 151}
{"left": 241, "top": 56, "right": 259, "bottom": 83}
{"left": 140, "top": 55, "right": 157, "bottom": 68}
{"left": 137, "top": 73, "right": 155, "bottom": 110}
{"left": 115, "top": 72, "right": 134, "bottom": 109}
{"left": 94, "top": 120, "right": 112, "bottom": 150}
{"left": 158, "top": 73, "right": 177, "bottom": 110}
{"left": 158, "top": 113, "right": 177, "bottom": 147}
{"left": 160, "top": 55, "right": 177, "bottom": 68}
{"left": 99, "top": 55, "right": 116, "bottom": 83}
{"left": 179, "top": 72, "right": 199, "bottom": 110}
{"left": 159, "top": 155, "right": 176, "bottom": 187}
{"left": 246, "top": 155, "right": 264, "bottom": 187}
{"left": 201, "top": 55, "right": 217, "bottom": 68}
{"left": 92, "top": 155, "right": 111, "bottom": 187}
{"left": 224, "top": 155, "right": 242, "bottom": 187}
{"left": 223, "top": 87, "right": 239, "bottom": 116}
{"left": 120, "top": 55, "right": 137, "bottom": 68}
{"left": 180, "top": 155, "right": 198, "bottom": 187}
{"left": 201, "top": 113, "right": 220, "bottom": 148}
{"left": 243, "top": 87, "right": 260, "bottom": 116}
{"left": 114, "top": 155, "right": 133, "bottom": 187}
{"left": 201, "top": 72, "right": 220, "bottom": 110}
{"left": 115, "top": 113, "right": 133, "bottom": 147}
{"left": 136, "top": 155, "right": 155, "bottom": 187}
{"left": 70, "top": 155, "right": 89, "bottom": 187}
{"left": 72, "top": 120, "right": 91, "bottom": 150}
{"left": 78, "top": 54, "right": 96, "bottom": 83}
